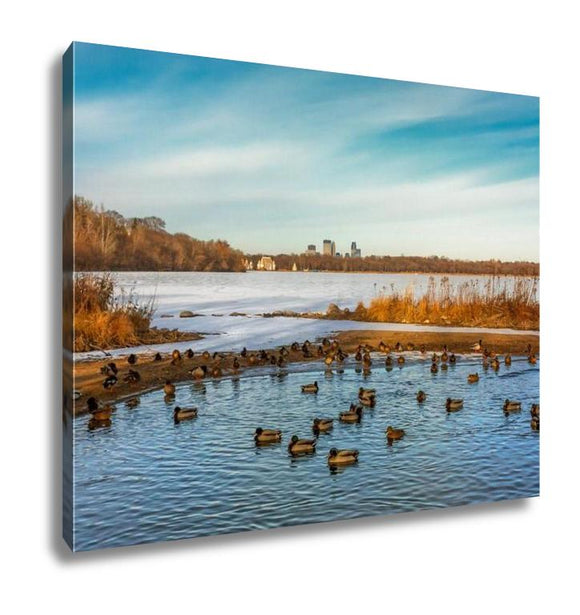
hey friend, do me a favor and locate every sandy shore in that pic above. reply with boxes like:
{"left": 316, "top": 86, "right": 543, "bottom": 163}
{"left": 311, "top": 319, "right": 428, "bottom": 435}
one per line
{"left": 73, "top": 329, "right": 539, "bottom": 415}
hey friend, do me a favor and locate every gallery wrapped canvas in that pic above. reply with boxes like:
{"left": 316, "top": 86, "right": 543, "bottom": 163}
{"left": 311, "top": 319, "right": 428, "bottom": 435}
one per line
{"left": 63, "top": 42, "right": 539, "bottom": 552}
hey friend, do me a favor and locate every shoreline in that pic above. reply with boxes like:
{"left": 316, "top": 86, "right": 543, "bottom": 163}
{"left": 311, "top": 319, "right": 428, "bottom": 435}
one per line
{"left": 73, "top": 329, "right": 539, "bottom": 415}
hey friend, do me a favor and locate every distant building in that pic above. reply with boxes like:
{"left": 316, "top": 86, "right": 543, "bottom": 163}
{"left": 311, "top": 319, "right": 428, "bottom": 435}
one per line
{"left": 306, "top": 244, "right": 317, "bottom": 255}
{"left": 323, "top": 239, "right": 336, "bottom": 256}
{"left": 335, "top": 252, "right": 341, "bottom": 258}
{"left": 344, "top": 252, "right": 350, "bottom": 258}
{"left": 351, "top": 241, "right": 361, "bottom": 258}
{"left": 256, "top": 256, "right": 276, "bottom": 271}
{"left": 292, "top": 262, "right": 298, "bottom": 271}
{"left": 243, "top": 258, "right": 254, "bottom": 270}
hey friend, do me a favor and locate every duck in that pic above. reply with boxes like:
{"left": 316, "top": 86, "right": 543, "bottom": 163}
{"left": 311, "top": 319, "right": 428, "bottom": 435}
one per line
{"left": 233, "top": 357, "right": 240, "bottom": 370}
{"left": 125, "top": 397, "right": 140, "bottom": 409}
{"left": 171, "top": 349, "right": 182, "bottom": 364}
{"left": 467, "top": 373, "right": 479, "bottom": 383}
{"left": 211, "top": 366, "right": 223, "bottom": 378}
{"left": 288, "top": 435, "right": 317, "bottom": 456}
{"left": 416, "top": 390, "right": 426, "bottom": 403}
{"left": 432, "top": 353, "right": 440, "bottom": 363}
{"left": 359, "top": 395, "right": 376, "bottom": 408}
{"left": 395, "top": 342, "right": 403, "bottom": 352}
{"left": 100, "top": 362, "right": 118, "bottom": 375}
{"left": 290, "top": 342, "right": 300, "bottom": 352}
{"left": 440, "top": 362, "right": 448, "bottom": 371}
{"left": 163, "top": 380, "right": 176, "bottom": 396}
{"left": 430, "top": 363, "right": 438, "bottom": 374}
{"left": 317, "top": 345, "right": 324, "bottom": 357}
{"left": 153, "top": 352, "right": 162, "bottom": 362}
{"left": 86, "top": 397, "right": 113, "bottom": 421}
{"left": 202, "top": 350, "right": 211, "bottom": 361}
{"left": 324, "top": 354, "right": 334, "bottom": 366}
{"left": 528, "top": 354, "right": 537, "bottom": 365}
{"left": 103, "top": 375, "right": 118, "bottom": 389}
{"left": 240, "top": 347, "right": 248, "bottom": 357}
{"left": 504, "top": 354, "right": 512, "bottom": 366}
{"left": 446, "top": 398, "right": 464, "bottom": 412}
{"left": 530, "top": 404, "right": 540, "bottom": 418}
{"left": 441, "top": 351, "right": 449, "bottom": 362}
{"left": 277, "top": 356, "right": 286, "bottom": 368}
{"left": 312, "top": 418, "right": 334, "bottom": 434}
{"left": 530, "top": 416, "right": 540, "bottom": 431}
{"left": 173, "top": 406, "right": 197, "bottom": 422}
{"left": 301, "top": 381, "right": 319, "bottom": 393}
{"left": 185, "top": 348, "right": 194, "bottom": 359}
{"left": 503, "top": 399, "right": 522, "bottom": 413}
{"left": 191, "top": 365, "right": 207, "bottom": 379}
{"left": 385, "top": 356, "right": 393, "bottom": 367}
{"left": 73, "top": 390, "right": 82, "bottom": 401}
{"left": 397, "top": 355, "right": 405, "bottom": 365}
{"left": 339, "top": 405, "right": 363, "bottom": 423}
{"left": 378, "top": 341, "right": 387, "bottom": 353}
{"left": 358, "top": 387, "right": 376, "bottom": 400}
{"left": 386, "top": 426, "right": 405, "bottom": 441}
{"left": 254, "top": 428, "right": 282, "bottom": 444}
{"left": 449, "top": 353, "right": 457, "bottom": 363}
{"left": 471, "top": 339, "right": 483, "bottom": 352}
{"left": 406, "top": 342, "right": 415, "bottom": 351}
{"left": 362, "top": 353, "right": 372, "bottom": 368}
{"left": 491, "top": 358, "right": 500, "bottom": 371}
{"left": 123, "top": 369, "right": 141, "bottom": 383}
{"left": 127, "top": 353, "right": 137, "bottom": 365}
{"left": 420, "top": 344, "right": 427, "bottom": 354}
{"left": 327, "top": 448, "right": 359, "bottom": 466}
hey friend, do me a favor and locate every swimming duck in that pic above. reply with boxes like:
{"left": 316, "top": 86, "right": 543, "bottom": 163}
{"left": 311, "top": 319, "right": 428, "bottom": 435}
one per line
{"left": 385, "top": 356, "right": 393, "bottom": 367}
{"left": 277, "top": 356, "right": 286, "bottom": 368}
{"left": 449, "top": 353, "right": 457, "bottom": 363}
{"left": 86, "top": 397, "right": 113, "bottom": 421}
{"left": 171, "top": 349, "right": 182, "bottom": 364}
{"left": 233, "top": 357, "right": 240, "bottom": 370}
{"left": 528, "top": 354, "right": 537, "bottom": 365}
{"left": 503, "top": 399, "right": 522, "bottom": 413}
{"left": 446, "top": 398, "right": 464, "bottom": 411}
{"left": 288, "top": 435, "right": 317, "bottom": 456}
{"left": 312, "top": 418, "right": 334, "bottom": 434}
{"left": 191, "top": 365, "right": 207, "bottom": 379}
{"left": 420, "top": 344, "right": 427, "bottom": 354}
{"left": 359, "top": 387, "right": 376, "bottom": 400}
{"left": 328, "top": 448, "right": 359, "bottom": 466}
{"left": 530, "top": 404, "right": 540, "bottom": 418}
{"left": 441, "top": 351, "right": 449, "bottom": 362}
{"left": 339, "top": 405, "right": 363, "bottom": 423}
{"left": 163, "top": 380, "right": 176, "bottom": 396}
{"left": 362, "top": 353, "right": 372, "bottom": 368}
{"left": 127, "top": 354, "right": 137, "bottom": 365}
{"left": 354, "top": 349, "right": 363, "bottom": 362}
{"left": 301, "top": 381, "right": 319, "bottom": 393}
{"left": 531, "top": 416, "right": 540, "bottom": 431}
{"left": 324, "top": 354, "right": 334, "bottom": 367}
{"left": 406, "top": 342, "right": 415, "bottom": 351}
{"left": 103, "top": 375, "right": 118, "bottom": 389}
{"left": 153, "top": 352, "right": 162, "bottom": 362}
{"left": 395, "top": 342, "right": 403, "bottom": 352}
{"left": 441, "top": 363, "right": 448, "bottom": 371}
{"left": 124, "top": 369, "right": 141, "bottom": 384}
{"left": 431, "top": 353, "right": 439, "bottom": 363}
{"left": 491, "top": 358, "right": 500, "bottom": 371}
{"left": 202, "top": 350, "right": 211, "bottom": 361}
{"left": 173, "top": 406, "right": 197, "bottom": 422}
{"left": 386, "top": 426, "right": 405, "bottom": 441}
{"left": 185, "top": 348, "right": 194, "bottom": 359}
{"left": 125, "top": 397, "right": 140, "bottom": 409}
{"left": 397, "top": 355, "right": 405, "bottom": 365}
{"left": 504, "top": 354, "right": 512, "bottom": 366}
{"left": 359, "top": 395, "right": 376, "bottom": 408}
{"left": 430, "top": 363, "right": 438, "bottom": 374}
{"left": 467, "top": 373, "right": 479, "bottom": 383}
{"left": 211, "top": 366, "right": 223, "bottom": 378}
{"left": 254, "top": 428, "right": 282, "bottom": 444}
{"left": 416, "top": 390, "right": 427, "bottom": 403}
{"left": 378, "top": 341, "right": 387, "bottom": 353}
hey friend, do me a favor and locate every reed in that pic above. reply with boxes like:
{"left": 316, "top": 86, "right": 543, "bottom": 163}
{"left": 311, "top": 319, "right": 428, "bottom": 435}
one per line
{"left": 74, "top": 273, "right": 155, "bottom": 352}
{"left": 360, "top": 276, "right": 539, "bottom": 330}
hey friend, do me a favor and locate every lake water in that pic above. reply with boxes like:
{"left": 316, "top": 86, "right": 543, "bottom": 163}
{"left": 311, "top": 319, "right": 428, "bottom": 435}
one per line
{"left": 73, "top": 353, "right": 539, "bottom": 551}
{"left": 77, "top": 272, "right": 538, "bottom": 360}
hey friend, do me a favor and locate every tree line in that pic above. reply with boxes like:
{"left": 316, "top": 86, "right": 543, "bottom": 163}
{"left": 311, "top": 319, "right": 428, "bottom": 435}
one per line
{"left": 246, "top": 253, "right": 539, "bottom": 276}
{"left": 73, "top": 197, "right": 245, "bottom": 271}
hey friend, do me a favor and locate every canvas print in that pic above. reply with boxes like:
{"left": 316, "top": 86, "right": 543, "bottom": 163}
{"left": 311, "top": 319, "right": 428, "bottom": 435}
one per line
{"left": 62, "top": 42, "right": 539, "bottom": 552}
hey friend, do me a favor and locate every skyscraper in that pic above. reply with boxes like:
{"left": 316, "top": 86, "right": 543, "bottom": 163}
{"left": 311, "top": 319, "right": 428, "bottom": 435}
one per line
{"left": 351, "top": 241, "right": 361, "bottom": 258}
{"left": 323, "top": 239, "right": 332, "bottom": 256}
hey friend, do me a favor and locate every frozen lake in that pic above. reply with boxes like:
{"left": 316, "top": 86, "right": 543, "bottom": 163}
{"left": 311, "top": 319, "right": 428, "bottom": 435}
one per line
{"left": 76, "top": 271, "right": 538, "bottom": 359}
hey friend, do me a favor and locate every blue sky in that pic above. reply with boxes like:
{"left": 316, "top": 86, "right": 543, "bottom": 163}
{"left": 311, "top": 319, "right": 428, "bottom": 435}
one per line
{"left": 72, "top": 42, "right": 539, "bottom": 261}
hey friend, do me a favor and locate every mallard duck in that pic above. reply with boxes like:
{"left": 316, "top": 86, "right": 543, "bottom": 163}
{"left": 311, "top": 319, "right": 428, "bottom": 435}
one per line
{"left": 233, "top": 357, "right": 240, "bottom": 370}
{"left": 441, "top": 363, "right": 448, "bottom": 371}
{"left": 127, "top": 353, "right": 137, "bottom": 365}
{"left": 432, "top": 353, "right": 439, "bottom": 363}
{"left": 254, "top": 427, "right": 282, "bottom": 444}
{"left": 312, "top": 418, "right": 334, "bottom": 434}
{"left": 339, "top": 405, "right": 363, "bottom": 422}
{"left": 240, "top": 347, "right": 248, "bottom": 357}
{"left": 163, "top": 380, "right": 176, "bottom": 396}
{"left": 503, "top": 399, "right": 522, "bottom": 413}
{"left": 359, "top": 387, "right": 376, "bottom": 400}
{"left": 504, "top": 354, "right": 512, "bottom": 366}
{"left": 491, "top": 358, "right": 500, "bottom": 371}
{"left": 528, "top": 354, "right": 537, "bottom": 365}
{"left": 190, "top": 365, "right": 207, "bottom": 379}
{"left": 185, "top": 348, "right": 194, "bottom": 359}
{"left": 441, "top": 351, "right": 449, "bottom": 362}
{"left": 420, "top": 344, "right": 427, "bottom": 354}
{"left": 395, "top": 342, "right": 403, "bottom": 352}
{"left": 471, "top": 339, "right": 483, "bottom": 352}
{"left": 446, "top": 398, "right": 464, "bottom": 411}
{"left": 416, "top": 390, "right": 426, "bottom": 403}
{"left": 125, "top": 397, "right": 140, "bottom": 409}
{"left": 103, "top": 375, "right": 118, "bottom": 389}
{"left": 86, "top": 397, "right": 113, "bottom": 421}
{"left": 100, "top": 362, "right": 118, "bottom": 375}
{"left": 406, "top": 342, "right": 415, "bottom": 351}
{"left": 202, "top": 350, "right": 211, "bottom": 360}
{"left": 362, "top": 353, "right": 372, "bottom": 368}
{"left": 317, "top": 345, "right": 324, "bottom": 357}
{"left": 359, "top": 395, "right": 376, "bottom": 408}
{"left": 430, "top": 363, "right": 438, "bottom": 374}
{"left": 301, "top": 381, "right": 319, "bottom": 393}
{"left": 277, "top": 356, "right": 286, "bottom": 368}
{"left": 397, "top": 355, "right": 405, "bottom": 365}
{"left": 467, "top": 373, "right": 479, "bottom": 383}
{"left": 324, "top": 354, "right": 334, "bottom": 366}
{"left": 288, "top": 435, "right": 317, "bottom": 456}
{"left": 328, "top": 448, "right": 359, "bottom": 466}
{"left": 174, "top": 406, "right": 197, "bottom": 422}
{"left": 171, "top": 349, "right": 182, "bottom": 364}
{"left": 531, "top": 417, "right": 540, "bottom": 431}
{"left": 123, "top": 369, "right": 141, "bottom": 383}
{"left": 153, "top": 352, "right": 162, "bottom": 362}
{"left": 73, "top": 390, "right": 82, "bottom": 401}
{"left": 378, "top": 341, "right": 387, "bottom": 353}
{"left": 530, "top": 404, "right": 540, "bottom": 418}
{"left": 385, "top": 355, "right": 393, "bottom": 367}
{"left": 386, "top": 426, "right": 405, "bottom": 440}
{"left": 449, "top": 353, "right": 457, "bottom": 363}
{"left": 290, "top": 342, "right": 300, "bottom": 352}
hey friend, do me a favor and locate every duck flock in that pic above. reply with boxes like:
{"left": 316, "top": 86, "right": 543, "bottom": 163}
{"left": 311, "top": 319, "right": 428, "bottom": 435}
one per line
{"left": 84, "top": 337, "right": 540, "bottom": 467}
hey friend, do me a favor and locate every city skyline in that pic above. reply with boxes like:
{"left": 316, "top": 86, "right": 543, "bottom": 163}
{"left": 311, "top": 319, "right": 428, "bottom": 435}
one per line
{"left": 72, "top": 43, "right": 539, "bottom": 261}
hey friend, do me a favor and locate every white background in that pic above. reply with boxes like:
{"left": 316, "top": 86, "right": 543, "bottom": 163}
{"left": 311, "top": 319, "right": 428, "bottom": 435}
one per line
{"left": 1, "top": 1, "right": 578, "bottom": 613}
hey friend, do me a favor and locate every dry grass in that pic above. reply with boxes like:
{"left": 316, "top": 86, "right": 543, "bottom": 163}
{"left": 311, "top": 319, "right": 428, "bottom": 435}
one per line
{"left": 358, "top": 276, "right": 539, "bottom": 330}
{"left": 74, "top": 273, "right": 154, "bottom": 352}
